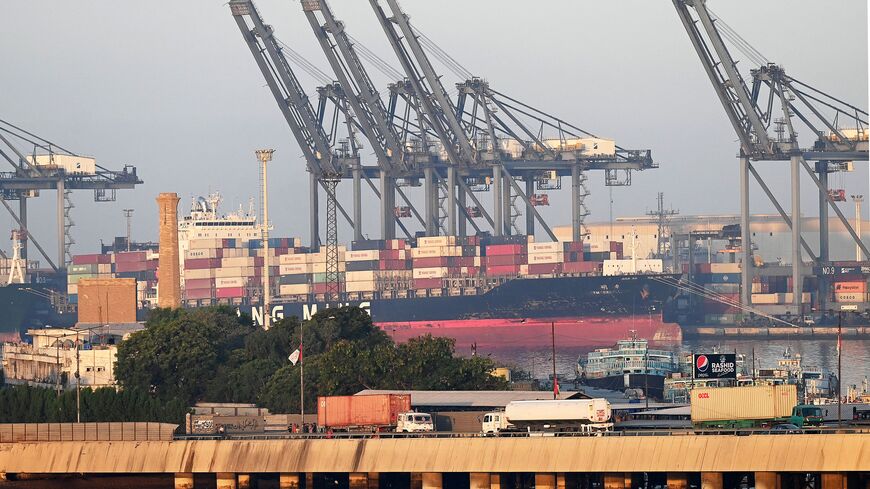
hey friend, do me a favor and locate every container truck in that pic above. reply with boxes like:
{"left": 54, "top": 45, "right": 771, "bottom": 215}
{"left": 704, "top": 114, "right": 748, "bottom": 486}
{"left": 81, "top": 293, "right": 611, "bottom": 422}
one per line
{"left": 317, "top": 394, "right": 433, "bottom": 433}
{"left": 481, "top": 399, "right": 613, "bottom": 434}
{"left": 690, "top": 384, "right": 824, "bottom": 429}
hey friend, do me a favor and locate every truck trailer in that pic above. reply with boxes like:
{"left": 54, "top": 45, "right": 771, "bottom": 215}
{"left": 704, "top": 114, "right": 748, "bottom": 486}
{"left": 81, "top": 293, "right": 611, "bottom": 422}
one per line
{"left": 690, "top": 384, "right": 824, "bottom": 429}
{"left": 317, "top": 394, "right": 433, "bottom": 433}
{"left": 482, "top": 399, "right": 613, "bottom": 433}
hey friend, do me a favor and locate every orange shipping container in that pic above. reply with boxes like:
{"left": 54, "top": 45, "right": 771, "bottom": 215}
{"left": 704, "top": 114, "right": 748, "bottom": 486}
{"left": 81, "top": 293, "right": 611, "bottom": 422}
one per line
{"left": 833, "top": 281, "right": 866, "bottom": 294}
{"left": 317, "top": 394, "right": 411, "bottom": 429}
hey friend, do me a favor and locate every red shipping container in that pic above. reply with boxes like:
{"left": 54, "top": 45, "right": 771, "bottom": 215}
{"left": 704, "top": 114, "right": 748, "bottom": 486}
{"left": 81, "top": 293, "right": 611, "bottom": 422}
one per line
{"left": 185, "top": 258, "right": 221, "bottom": 269}
{"left": 609, "top": 241, "right": 624, "bottom": 254}
{"left": 183, "top": 288, "right": 213, "bottom": 300}
{"left": 563, "top": 261, "right": 600, "bottom": 274}
{"left": 115, "top": 251, "right": 147, "bottom": 263}
{"left": 485, "top": 265, "right": 520, "bottom": 276}
{"left": 379, "top": 260, "right": 408, "bottom": 270}
{"left": 72, "top": 254, "right": 111, "bottom": 265}
{"left": 312, "top": 283, "right": 346, "bottom": 294}
{"left": 387, "top": 239, "right": 407, "bottom": 250}
{"left": 485, "top": 255, "right": 526, "bottom": 266}
{"left": 147, "top": 260, "right": 159, "bottom": 271}
{"left": 563, "top": 251, "right": 583, "bottom": 263}
{"left": 695, "top": 263, "right": 712, "bottom": 274}
{"left": 413, "top": 278, "right": 442, "bottom": 289}
{"left": 317, "top": 394, "right": 411, "bottom": 429}
{"left": 455, "top": 257, "right": 476, "bottom": 267}
{"left": 485, "top": 244, "right": 525, "bottom": 256}
{"left": 528, "top": 263, "right": 563, "bottom": 275}
{"left": 185, "top": 278, "right": 214, "bottom": 289}
{"left": 215, "top": 287, "right": 246, "bottom": 299}
{"left": 115, "top": 261, "right": 148, "bottom": 273}
{"left": 380, "top": 249, "right": 403, "bottom": 260}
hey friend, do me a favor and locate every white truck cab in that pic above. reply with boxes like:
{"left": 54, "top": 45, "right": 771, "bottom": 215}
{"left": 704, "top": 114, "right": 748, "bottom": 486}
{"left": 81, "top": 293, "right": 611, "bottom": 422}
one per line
{"left": 396, "top": 412, "right": 434, "bottom": 432}
{"left": 481, "top": 412, "right": 511, "bottom": 434}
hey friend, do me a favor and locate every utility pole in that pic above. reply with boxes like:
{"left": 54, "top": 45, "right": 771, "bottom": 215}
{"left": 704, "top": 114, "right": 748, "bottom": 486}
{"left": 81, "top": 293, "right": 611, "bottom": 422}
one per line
{"left": 858, "top": 195, "right": 865, "bottom": 260}
{"left": 256, "top": 149, "right": 275, "bottom": 329}
{"left": 122, "top": 209, "right": 134, "bottom": 252}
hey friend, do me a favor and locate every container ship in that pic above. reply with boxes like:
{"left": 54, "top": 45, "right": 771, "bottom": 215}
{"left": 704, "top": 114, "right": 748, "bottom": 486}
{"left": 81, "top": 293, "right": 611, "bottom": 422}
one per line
{"left": 61, "top": 195, "right": 682, "bottom": 349}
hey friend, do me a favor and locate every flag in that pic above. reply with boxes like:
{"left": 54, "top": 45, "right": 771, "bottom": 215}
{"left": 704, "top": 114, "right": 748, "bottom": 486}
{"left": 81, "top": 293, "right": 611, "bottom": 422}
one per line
{"left": 288, "top": 349, "right": 301, "bottom": 366}
{"left": 553, "top": 376, "right": 560, "bottom": 397}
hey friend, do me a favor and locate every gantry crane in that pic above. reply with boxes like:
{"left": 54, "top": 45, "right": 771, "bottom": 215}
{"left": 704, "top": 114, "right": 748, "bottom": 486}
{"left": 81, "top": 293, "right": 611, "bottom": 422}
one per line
{"left": 0, "top": 119, "right": 142, "bottom": 272}
{"left": 673, "top": 0, "right": 868, "bottom": 310}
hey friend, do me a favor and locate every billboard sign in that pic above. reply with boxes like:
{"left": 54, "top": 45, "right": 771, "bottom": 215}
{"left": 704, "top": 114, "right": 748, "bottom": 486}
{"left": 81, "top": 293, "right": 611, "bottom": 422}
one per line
{"left": 693, "top": 353, "right": 737, "bottom": 379}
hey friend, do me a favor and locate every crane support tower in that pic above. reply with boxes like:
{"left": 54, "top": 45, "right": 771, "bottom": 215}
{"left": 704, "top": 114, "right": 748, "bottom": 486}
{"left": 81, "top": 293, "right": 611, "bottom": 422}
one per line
{"left": 674, "top": 0, "right": 868, "bottom": 313}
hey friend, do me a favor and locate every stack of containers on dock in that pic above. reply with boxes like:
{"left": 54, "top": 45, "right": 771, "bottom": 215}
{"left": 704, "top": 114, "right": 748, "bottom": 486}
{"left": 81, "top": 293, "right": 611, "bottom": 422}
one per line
{"left": 68, "top": 251, "right": 159, "bottom": 306}
{"left": 831, "top": 269, "right": 868, "bottom": 305}
{"left": 749, "top": 272, "right": 813, "bottom": 306}
{"left": 183, "top": 237, "right": 296, "bottom": 306}
{"left": 346, "top": 239, "right": 410, "bottom": 300}
{"left": 411, "top": 236, "right": 480, "bottom": 296}
{"left": 693, "top": 262, "right": 741, "bottom": 324}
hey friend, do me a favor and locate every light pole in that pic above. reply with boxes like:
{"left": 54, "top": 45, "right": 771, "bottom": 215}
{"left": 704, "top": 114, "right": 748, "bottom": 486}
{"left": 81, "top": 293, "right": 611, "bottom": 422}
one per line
{"left": 256, "top": 149, "right": 275, "bottom": 330}
{"left": 851, "top": 195, "right": 864, "bottom": 261}
{"left": 122, "top": 209, "right": 134, "bottom": 252}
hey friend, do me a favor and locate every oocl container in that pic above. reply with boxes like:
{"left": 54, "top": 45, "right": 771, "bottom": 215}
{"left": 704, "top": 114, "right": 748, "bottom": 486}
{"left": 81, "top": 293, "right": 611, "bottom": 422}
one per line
{"left": 690, "top": 384, "right": 797, "bottom": 422}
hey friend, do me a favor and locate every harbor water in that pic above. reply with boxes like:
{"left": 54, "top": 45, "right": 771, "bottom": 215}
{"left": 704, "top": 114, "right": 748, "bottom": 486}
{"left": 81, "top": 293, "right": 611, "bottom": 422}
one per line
{"left": 491, "top": 338, "right": 870, "bottom": 392}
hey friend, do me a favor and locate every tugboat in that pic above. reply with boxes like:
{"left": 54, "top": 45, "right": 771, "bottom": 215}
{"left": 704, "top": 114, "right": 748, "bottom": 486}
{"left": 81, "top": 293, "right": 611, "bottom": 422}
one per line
{"left": 577, "top": 331, "right": 678, "bottom": 399}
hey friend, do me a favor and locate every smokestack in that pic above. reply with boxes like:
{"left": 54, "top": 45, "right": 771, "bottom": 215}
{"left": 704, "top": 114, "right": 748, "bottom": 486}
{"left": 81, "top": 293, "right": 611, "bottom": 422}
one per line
{"left": 156, "top": 192, "right": 181, "bottom": 309}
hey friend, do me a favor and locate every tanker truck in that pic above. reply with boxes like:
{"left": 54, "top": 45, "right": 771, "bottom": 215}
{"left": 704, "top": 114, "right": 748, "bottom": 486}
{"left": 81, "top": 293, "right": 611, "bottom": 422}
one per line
{"left": 481, "top": 399, "right": 613, "bottom": 434}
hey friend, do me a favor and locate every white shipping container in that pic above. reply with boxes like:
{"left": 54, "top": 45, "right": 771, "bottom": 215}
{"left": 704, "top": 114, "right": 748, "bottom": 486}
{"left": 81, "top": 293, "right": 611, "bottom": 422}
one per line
{"left": 346, "top": 270, "right": 377, "bottom": 282}
{"left": 345, "top": 280, "right": 377, "bottom": 293}
{"left": 280, "top": 263, "right": 312, "bottom": 275}
{"left": 417, "top": 236, "right": 456, "bottom": 248}
{"left": 222, "top": 248, "right": 245, "bottom": 258}
{"left": 528, "top": 242, "right": 563, "bottom": 253}
{"left": 782, "top": 292, "right": 812, "bottom": 304}
{"left": 602, "top": 259, "right": 663, "bottom": 276}
{"left": 222, "top": 256, "right": 255, "bottom": 267}
{"left": 184, "top": 268, "right": 216, "bottom": 280}
{"left": 346, "top": 250, "right": 381, "bottom": 261}
{"left": 214, "top": 267, "right": 245, "bottom": 278}
{"left": 751, "top": 293, "right": 780, "bottom": 305}
{"left": 528, "top": 252, "right": 563, "bottom": 264}
{"left": 834, "top": 292, "right": 866, "bottom": 303}
{"left": 690, "top": 385, "right": 797, "bottom": 422}
{"left": 413, "top": 267, "right": 449, "bottom": 279}
{"left": 280, "top": 254, "right": 307, "bottom": 265}
{"left": 26, "top": 154, "right": 96, "bottom": 175}
{"left": 216, "top": 277, "right": 246, "bottom": 288}
{"left": 279, "top": 284, "right": 310, "bottom": 296}
{"left": 186, "top": 249, "right": 218, "bottom": 259}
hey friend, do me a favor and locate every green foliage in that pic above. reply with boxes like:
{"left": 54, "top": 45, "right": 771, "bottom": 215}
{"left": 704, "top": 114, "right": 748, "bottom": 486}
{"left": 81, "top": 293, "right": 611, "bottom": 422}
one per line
{"left": 2, "top": 305, "right": 507, "bottom": 421}
{"left": 0, "top": 385, "right": 187, "bottom": 424}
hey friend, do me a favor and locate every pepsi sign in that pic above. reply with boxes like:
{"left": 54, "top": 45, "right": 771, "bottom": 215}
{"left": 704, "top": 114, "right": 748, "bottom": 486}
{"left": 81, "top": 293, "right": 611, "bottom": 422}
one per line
{"left": 693, "top": 353, "right": 737, "bottom": 379}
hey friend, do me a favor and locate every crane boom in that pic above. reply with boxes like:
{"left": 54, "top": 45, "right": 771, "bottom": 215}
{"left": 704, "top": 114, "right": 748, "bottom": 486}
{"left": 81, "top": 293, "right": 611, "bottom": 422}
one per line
{"left": 301, "top": 0, "right": 408, "bottom": 172}
{"left": 368, "top": 0, "right": 478, "bottom": 167}
{"left": 673, "top": 0, "right": 772, "bottom": 157}
{"left": 230, "top": 0, "right": 338, "bottom": 174}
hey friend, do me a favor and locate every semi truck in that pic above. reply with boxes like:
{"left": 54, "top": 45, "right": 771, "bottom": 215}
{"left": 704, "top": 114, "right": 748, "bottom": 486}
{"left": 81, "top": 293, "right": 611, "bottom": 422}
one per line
{"left": 690, "top": 384, "right": 824, "bottom": 429}
{"left": 317, "top": 394, "right": 433, "bottom": 433}
{"left": 481, "top": 399, "right": 613, "bottom": 434}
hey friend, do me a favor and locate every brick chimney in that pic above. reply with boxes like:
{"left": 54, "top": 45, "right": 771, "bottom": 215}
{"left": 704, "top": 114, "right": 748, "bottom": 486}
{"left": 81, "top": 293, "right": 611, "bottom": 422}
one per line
{"left": 156, "top": 192, "right": 181, "bottom": 309}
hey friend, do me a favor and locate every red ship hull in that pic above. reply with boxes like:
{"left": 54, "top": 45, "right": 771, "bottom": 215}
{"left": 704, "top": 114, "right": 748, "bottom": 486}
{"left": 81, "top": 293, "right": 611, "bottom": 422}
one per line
{"left": 377, "top": 315, "right": 683, "bottom": 350}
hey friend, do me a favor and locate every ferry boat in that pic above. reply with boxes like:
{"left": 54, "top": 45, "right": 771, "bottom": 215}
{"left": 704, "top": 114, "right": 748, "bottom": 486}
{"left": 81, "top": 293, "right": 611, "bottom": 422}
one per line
{"left": 577, "top": 332, "right": 678, "bottom": 399}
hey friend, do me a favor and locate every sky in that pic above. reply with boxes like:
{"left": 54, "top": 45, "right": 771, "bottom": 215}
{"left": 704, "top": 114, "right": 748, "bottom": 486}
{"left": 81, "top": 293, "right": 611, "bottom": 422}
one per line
{"left": 0, "top": 0, "right": 867, "bottom": 257}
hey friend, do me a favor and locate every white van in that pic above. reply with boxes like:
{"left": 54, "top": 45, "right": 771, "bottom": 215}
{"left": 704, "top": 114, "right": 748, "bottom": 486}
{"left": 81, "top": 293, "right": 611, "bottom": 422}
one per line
{"left": 396, "top": 412, "right": 434, "bottom": 432}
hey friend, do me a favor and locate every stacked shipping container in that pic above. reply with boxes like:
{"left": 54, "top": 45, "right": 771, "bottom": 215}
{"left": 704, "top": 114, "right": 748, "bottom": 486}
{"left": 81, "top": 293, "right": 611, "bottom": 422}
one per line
{"left": 69, "top": 251, "right": 158, "bottom": 306}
